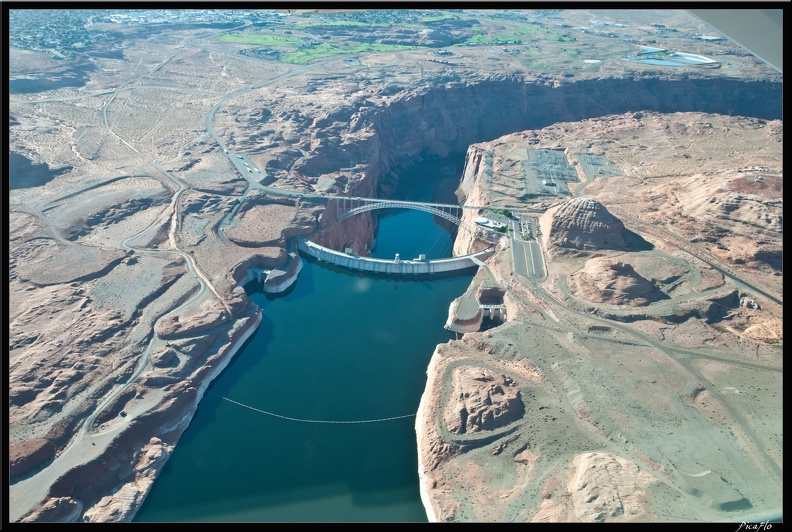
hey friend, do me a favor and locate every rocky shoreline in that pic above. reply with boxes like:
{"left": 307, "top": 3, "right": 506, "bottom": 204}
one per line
{"left": 91, "top": 307, "right": 264, "bottom": 522}
{"left": 416, "top": 345, "right": 442, "bottom": 523}
{"left": 12, "top": 304, "right": 264, "bottom": 523}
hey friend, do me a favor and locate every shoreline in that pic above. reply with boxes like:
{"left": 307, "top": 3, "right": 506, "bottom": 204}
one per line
{"left": 128, "top": 306, "right": 263, "bottom": 523}
{"left": 195, "top": 306, "right": 263, "bottom": 411}
{"left": 416, "top": 344, "right": 441, "bottom": 523}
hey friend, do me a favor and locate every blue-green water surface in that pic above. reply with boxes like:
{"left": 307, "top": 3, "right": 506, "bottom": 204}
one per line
{"left": 134, "top": 156, "right": 471, "bottom": 522}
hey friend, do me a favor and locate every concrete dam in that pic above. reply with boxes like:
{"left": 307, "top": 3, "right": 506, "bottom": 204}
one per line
{"left": 297, "top": 238, "right": 494, "bottom": 275}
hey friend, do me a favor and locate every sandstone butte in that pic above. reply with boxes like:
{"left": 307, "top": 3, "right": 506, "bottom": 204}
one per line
{"left": 8, "top": 9, "right": 782, "bottom": 523}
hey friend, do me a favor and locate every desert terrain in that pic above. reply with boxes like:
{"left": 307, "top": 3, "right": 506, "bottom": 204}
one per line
{"left": 417, "top": 111, "right": 782, "bottom": 522}
{"left": 8, "top": 8, "right": 781, "bottom": 522}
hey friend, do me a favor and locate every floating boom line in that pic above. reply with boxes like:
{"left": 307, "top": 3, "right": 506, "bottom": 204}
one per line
{"left": 210, "top": 392, "right": 416, "bottom": 424}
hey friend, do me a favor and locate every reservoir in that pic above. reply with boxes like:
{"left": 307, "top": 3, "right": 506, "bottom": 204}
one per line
{"left": 134, "top": 155, "right": 472, "bottom": 522}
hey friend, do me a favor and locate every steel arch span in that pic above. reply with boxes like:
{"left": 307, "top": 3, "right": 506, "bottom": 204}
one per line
{"left": 336, "top": 201, "right": 463, "bottom": 225}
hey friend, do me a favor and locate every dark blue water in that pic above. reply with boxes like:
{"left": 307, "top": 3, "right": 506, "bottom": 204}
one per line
{"left": 371, "top": 209, "right": 453, "bottom": 260}
{"left": 371, "top": 156, "right": 460, "bottom": 261}
{"left": 134, "top": 155, "right": 471, "bottom": 522}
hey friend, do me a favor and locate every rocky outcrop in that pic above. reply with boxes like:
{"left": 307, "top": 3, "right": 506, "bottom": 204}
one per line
{"left": 566, "top": 452, "right": 657, "bottom": 522}
{"left": 444, "top": 298, "right": 482, "bottom": 334}
{"left": 9, "top": 438, "right": 56, "bottom": 480}
{"left": 19, "top": 384, "right": 198, "bottom": 523}
{"left": 229, "top": 252, "right": 289, "bottom": 285}
{"left": 12, "top": 235, "right": 128, "bottom": 287}
{"left": 150, "top": 345, "right": 178, "bottom": 368}
{"left": 262, "top": 240, "right": 303, "bottom": 293}
{"left": 569, "top": 257, "right": 664, "bottom": 307}
{"left": 82, "top": 438, "right": 172, "bottom": 522}
{"left": 20, "top": 496, "right": 82, "bottom": 522}
{"left": 61, "top": 193, "right": 171, "bottom": 242}
{"left": 539, "top": 198, "right": 626, "bottom": 252}
{"left": 686, "top": 192, "right": 782, "bottom": 233}
{"left": 528, "top": 452, "right": 659, "bottom": 522}
{"left": 223, "top": 198, "right": 315, "bottom": 248}
{"left": 313, "top": 170, "right": 378, "bottom": 256}
{"left": 444, "top": 366, "right": 523, "bottom": 434}
{"left": 155, "top": 306, "right": 228, "bottom": 340}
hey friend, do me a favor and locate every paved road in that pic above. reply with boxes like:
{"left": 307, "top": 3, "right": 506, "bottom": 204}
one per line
{"left": 510, "top": 218, "right": 545, "bottom": 280}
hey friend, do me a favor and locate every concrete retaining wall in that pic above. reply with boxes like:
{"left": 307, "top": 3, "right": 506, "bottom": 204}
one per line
{"left": 262, "top": 257, "right": 303, "bottom": 293}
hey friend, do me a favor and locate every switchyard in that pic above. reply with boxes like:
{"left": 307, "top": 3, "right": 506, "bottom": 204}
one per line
{"left": 577, "top": 153, "right": 624, "bottom": 180}
{"left": 525, "top": 148, "right": 579, "bottom": 196}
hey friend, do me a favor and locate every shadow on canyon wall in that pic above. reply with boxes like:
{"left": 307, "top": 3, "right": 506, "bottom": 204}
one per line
{"left": 371, "top": 77, "right": 782, "bottom": 168}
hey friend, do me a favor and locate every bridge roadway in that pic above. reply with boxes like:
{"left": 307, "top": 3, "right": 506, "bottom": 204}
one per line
{"left": 337, "top": 199, "right": 464, "bottom": 224}
{"left": 259, "top": 184, "right": 545, "bottom": 217}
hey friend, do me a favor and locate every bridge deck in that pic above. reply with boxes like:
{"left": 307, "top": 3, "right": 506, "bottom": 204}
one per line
{"left": 260, "top": 186, "right": 545, "bottom": 215}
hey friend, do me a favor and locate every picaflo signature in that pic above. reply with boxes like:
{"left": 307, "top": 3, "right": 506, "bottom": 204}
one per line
{"left": 737, "top": 522, "right": 773, "bottom": 532}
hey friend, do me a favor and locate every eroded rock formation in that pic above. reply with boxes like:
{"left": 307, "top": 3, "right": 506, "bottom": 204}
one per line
{"left": 569, "top": 257, "right": 665, "bottom": 307}
{"left": 539, "top": 197, "right": 626, "bottom": 252}
{"left": 444, "top": 366, "right": 523, "bottom": 434}
{"left": 9, "top": 9, "right": 783, "bottom": 523}
{"left": 531, "top": 452, "right": 657, "bottom": 522}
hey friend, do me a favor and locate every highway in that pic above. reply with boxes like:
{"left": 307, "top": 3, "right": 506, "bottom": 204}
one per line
{"left": 510, "top": 217, "right": 546, "bottom": 280}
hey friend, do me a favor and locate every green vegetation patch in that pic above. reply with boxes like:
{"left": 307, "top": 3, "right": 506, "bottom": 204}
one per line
{"left": 422, "top": 13, "right": 457, "bottom": 23}
{"left": 218, "top": 32, "right": 304, "bottom": 46}
{"left": 464, "top": 33, "right": 499, "bottom": 45}
{"left": 544, "top": 30, "right": 574, "bottom": 42}
{"left": 455, "top": 21, "right": 572, "bottom": 47}
{"left": 487, "top": 208, "right": 514, "bottom": 219}
{"left": 281, "top": 42, "right": 422, "bottom": 64}
{"left": 292, "top": 20, "right": 389, "bottom": 28}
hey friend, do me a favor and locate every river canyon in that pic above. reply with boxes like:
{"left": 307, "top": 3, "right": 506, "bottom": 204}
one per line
{"left": 8, "top": 8, "right": 782, "bottom": 523}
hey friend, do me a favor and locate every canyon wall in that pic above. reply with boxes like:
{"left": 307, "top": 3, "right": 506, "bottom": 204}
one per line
{"left": 371, "top": 76, "right": 781, "bottom": 165}
{"left": 303, "top": 75, "right": 781, "bottom": 251}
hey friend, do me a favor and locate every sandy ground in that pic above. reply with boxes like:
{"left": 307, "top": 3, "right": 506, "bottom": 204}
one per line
{"left": 416, "top": 112, "right": 782, "bottom": 522}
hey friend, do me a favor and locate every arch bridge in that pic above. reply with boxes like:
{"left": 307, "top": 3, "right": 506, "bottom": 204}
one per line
{"left": 335, "top": 197, "right": 463, "bottom": 225}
